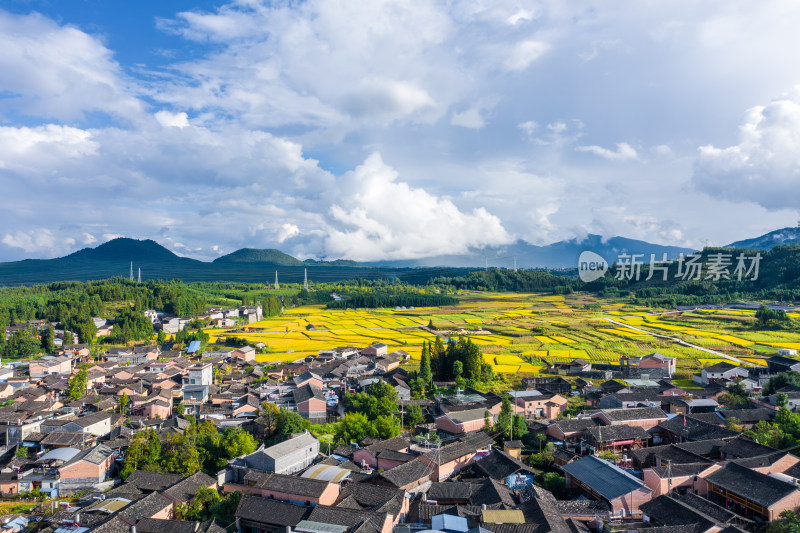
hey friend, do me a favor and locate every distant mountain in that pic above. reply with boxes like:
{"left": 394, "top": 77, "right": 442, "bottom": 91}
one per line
{"left": 67, "top": 238, "right": 193, "bottom": 263}
{"left": 0, "top": 238, "right": 466, "bottom": 286}
{"left": 214, "top": 248, "right": 305, "bottom": 266}
{"left": 366, "top": 235, "right": 696, "bottom": 269}
{"left": 725, "top": 227, "right": 800, "bottom": 251}
{"left": 213, "top": 248, "right": 361, "bottom": 268}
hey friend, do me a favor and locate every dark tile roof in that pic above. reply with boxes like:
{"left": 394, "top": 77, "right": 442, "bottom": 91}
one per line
{"left": 364, "top": 435, "right": 411, "bottom": 455}
{"left": 639, "top": 496, "right": 716, "bottom": 529}
{"left": 705, "top": 462, "right": 799, "bottom": 507}
{"left": 135, "top": 518, "right": 200, "bottom": 533}
{"left": 647, "top": 462, "right": 716, "bottom": 479}
{"left": 585, "top": 424, "right": 648, "bottom": 443}
{"left": 471, "top": 448, "right": 534, "bottom": 480}
{"left": 719, "top": 436, "right": 778, "bottom": 459}
{"left": 548, "top": 418, "right": 602, "bottom": 434}
{"left": 561, "top": 455, "right": 650, "bottom": 501}
{"left": 516, "top": 485, "right": 570, "bottom": 533}
{"left": 427, "top": 481, "right": 475, "bottom": 501}
{"left": 685, "top": 413, "right": 724, "bottom": 426}
{"left": 118, "top": 492, "right": 173, "bottom": 522}
{"left": 235, "top": 495, "right": 310, "bottom": 527}
{"left": 162, "top": 471, "right": 216, "bottom": 504}
{"left": 336, "top": 483, "right": 406, "bottom": 516}
{"left": 658, "top": 415, "right": 739, "bottom": 441}
{"left": 378, "top": 457, "right": 431, "bottom": 487}
{"left": 293, "top": 384, "right": 326, "bottom": 404}
{"left": 598, "top": 406, "right": 667, "bottom": 422}
{"left": 123, "top": 470, "right": 184, "bottom": 492}
{"left": 426, "top": 431, "right": 494, "bottom": 464}
{"left": 717, "top": 408, "right": 773, "bottom": 424}
{"left": 554, "top": 499, "right": 610, "bottom": 516}
{"left": 674, "top": 492, "right": 744, "bottom": 525}
{"left": 306, "top": 504, "right": 389, "bottom": 533}
{"left": 40, "top": 431, "right": 86, "bottom": 447}
{"left": 243, "top": 471, "right": 331, "bottom": 498}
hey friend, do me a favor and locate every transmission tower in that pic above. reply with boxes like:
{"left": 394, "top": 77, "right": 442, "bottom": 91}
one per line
{"left": 129, "top": 262, "right": 133, "bottom": 281}
{"left": 137, "top": 268, "right": 141, "bottom": 283}
{"left": 303, "top": 268, "right": 309, "bottom": 290}
{"left": 513, "top": 256, "right": 517, "bottom": 272}
{"left": 274, "top": 271, "right": 279, "bottom": 290}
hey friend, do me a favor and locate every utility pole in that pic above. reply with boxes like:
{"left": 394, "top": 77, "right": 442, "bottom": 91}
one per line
{"left": 303, "top": 268, "right": 309, "bottom": 290}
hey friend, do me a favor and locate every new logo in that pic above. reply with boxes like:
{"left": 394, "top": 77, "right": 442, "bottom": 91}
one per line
{"left": 578, "top": 251, "right": 608, "bottom": 282}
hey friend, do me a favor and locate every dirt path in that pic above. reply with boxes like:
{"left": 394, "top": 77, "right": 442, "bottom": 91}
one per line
{"left": 603, "top": 317, "right": 752, "bottom": 367}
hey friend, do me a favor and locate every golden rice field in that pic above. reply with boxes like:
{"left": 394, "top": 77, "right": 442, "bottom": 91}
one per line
{"left": 204, "top": 292, "right": 800, "bottom": 376}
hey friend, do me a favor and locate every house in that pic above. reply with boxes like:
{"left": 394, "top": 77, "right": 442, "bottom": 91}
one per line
{"left": 551, "top": 358, "right": 592, "bottom": 375}
{"left": 584, "top": 424, "right": 650, "bottom": 453}
{"left": 162, "top": 471, "right": 217, "bottom": 506}
{"left": 779, "top": 348, "right": 798, "bottom": 357}
{"left": 373, "top": 458, "right": 431, "bottom": 492}
{"left": 693, "top": 362, "right": 750, "bottom": 386}
{"left": 361, "top": 343, "right": 388, "bottom": 357}
{"left": 521, "top": 377, "right": 572, "bottom": 394}
{"left": 639, "top": 493, "right": 751, "bottom": 531}
{"left": 184, "top": 363, "right": 213, "bottom": 387}
{"left": 591, "top": 407, "right": 668, "bottom": 430}
{"left": 642, "top": 463, "right": 718, "bottom": 497}
{"left": 231, "top": 432, "right": 320, "bottom": 476}
{"left": 562, "top": 455, "right": 654, "bottom": 517}
{"left": 767, "top": 355, "right": 800, "bottom": 374}
{"left": 599, "top": 390, "right": 661, "bottom": 409}
{"left": 294, "top": 371, "right": 324, "bottom": 389}
{"left": 419, "top": 431, "right": 494, "bottom": 481}
{"left": 353, "top": 435, "right": 413, "bottom": 469}
{"left": 657, "top": 415, "right": 739, "bottom": 444}
{"left": 293, "top": 385, "right": 327, "bottom": 422}
{"left": 57, "top": 443, "right": 116, "bottom": 491}
{"left": 509, "top": 391, "right": 568, "bottom": 418}
{"left": 437, "top": 408, "right": 495, "bottom": 434}
{"left": 231, "top": 346, "right": 256, "bottom": 362}
{"left": 227, "top": 471, "right": 340, "bottom": 506}
{"left": 704, "top": 462, "right": 800, "bottom": 521}
{"left": 619, "top": 352, "right": 676, "bottom": 377}
{"left": 235, "top": 495, "right": 311, "bottom": 533}
{"left": 29, "top": 356, "right": 72, "bottom": 379}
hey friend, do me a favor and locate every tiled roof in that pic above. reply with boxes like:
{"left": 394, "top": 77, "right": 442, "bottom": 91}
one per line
{"left": 162, "top": 471, "right": 216, "bottom": 503}
{"left": 378, "top": 458, "right": 431, "bottom": 487}
{"left": 598, "top": 406, "right": 667, "bottom": 422}
{"left": 561, "top": 455, "right": 650, "bottom": 501}
{"left": 705, "top": 462, "right": 799, "bottom": 507}
{"left": 235, "top": 495, "right": 310, "bottom": 527}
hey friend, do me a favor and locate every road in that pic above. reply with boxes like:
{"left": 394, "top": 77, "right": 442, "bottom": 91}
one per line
{"left": 603, "top": 317, "right": 752, "bottom": 367}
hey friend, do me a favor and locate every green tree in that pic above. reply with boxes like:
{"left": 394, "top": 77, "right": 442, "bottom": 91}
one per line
{"left": 276, "top": 408, "right": 311, "bottom": 436}
{"left": 4, "top": 330, "right": 41, "bottom": 358}
{"left": 40, "top": 327, "right": 55, "bottom": 353}
{"left": 405, "top": 405, "right": 425, "bottom": 428}
{"left": 539, "top": 472, "right": 566, "bottom": 498}
{"left": 161, "top": 433, "right": 200, "bottom": 475}
{"left": 67, "top": 368, "right": 88, "bottom": 400}
{"left": 495, "top": 397, "right": 513, "bottom": 438}
{"left": 118, "top": 392, "right": 129, "bottom": 414}
{"left": 220, "top": 427, "right": 257, "bottom": 458}
{"left": 371, "top": 415, "right": 401, "bottom": 439}
{"left": 512, "top": 414, "right": 528, "bottom": 439}
{"left": 484, "top": 409, "right": 492, "bottom": 432}
{"left": 337, "top": 412, "right": 371, "bottom": 444}
{"left": 175, "top": 401, "right": 186, "bottom": 416}
{"left": 419, "top": 341, "right": 432, "bottom": 387}
{"left": 452, "top": 360, "right": 463, "bottom": 380}
{"left": 777, "top": 393, "right": 789, "bottom": 409}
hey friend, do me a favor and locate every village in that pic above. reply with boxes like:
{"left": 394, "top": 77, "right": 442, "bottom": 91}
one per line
{"left": 0, "top": 302, "right": 799, "bottom": 533}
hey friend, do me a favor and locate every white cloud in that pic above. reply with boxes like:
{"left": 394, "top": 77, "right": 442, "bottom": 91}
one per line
{"left": 323, "top": 153, "right": 513, "bottom": 260}
{"left": 504, "top": 40, "right": 549, "bottom": 71}
{"left": 452, "top": 107, "right": 487, "bottom": 129}
{"left": 155, "top": 111, "right": 190, "bottom": 129}
{"left": 0, "top": 11, "right": 143, "bottom": 122}
{"left": 277, "top": 223, "right": 300, "bottom": 243}
{"left": 577, "top": 142, "right": 639, "bottom": 161}
{"left": 0, "top": 125, "right": 98, "bottom": 171}
{"left": 693, "top": 87, "right": 800, "bottom": 209}
{"left": 2, "top": 229, "right": 74, "bottom": 254}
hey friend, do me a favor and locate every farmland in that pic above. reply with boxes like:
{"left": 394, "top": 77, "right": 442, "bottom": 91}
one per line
{"left": 206, "top": 292, "right": 800, "bottom": 378}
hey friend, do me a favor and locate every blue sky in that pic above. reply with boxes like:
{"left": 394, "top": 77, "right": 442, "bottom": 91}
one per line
{"left": 1, "top": 0, "right": 799, "bottom": 262}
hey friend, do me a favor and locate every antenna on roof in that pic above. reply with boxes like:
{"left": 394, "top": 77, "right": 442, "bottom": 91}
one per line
{"left": 274, "top": 271, "right": 279, "bottom": 290}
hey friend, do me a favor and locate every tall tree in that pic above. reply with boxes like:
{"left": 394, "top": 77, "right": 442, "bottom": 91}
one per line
{"left": 40, "top": 327, "right": 55, "bottom": 353}
{"left": 419, "top": 341, "right": 432, "bottom": 387}
{"left": 67, "top": 369, "right": 88, "bottom": 400}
